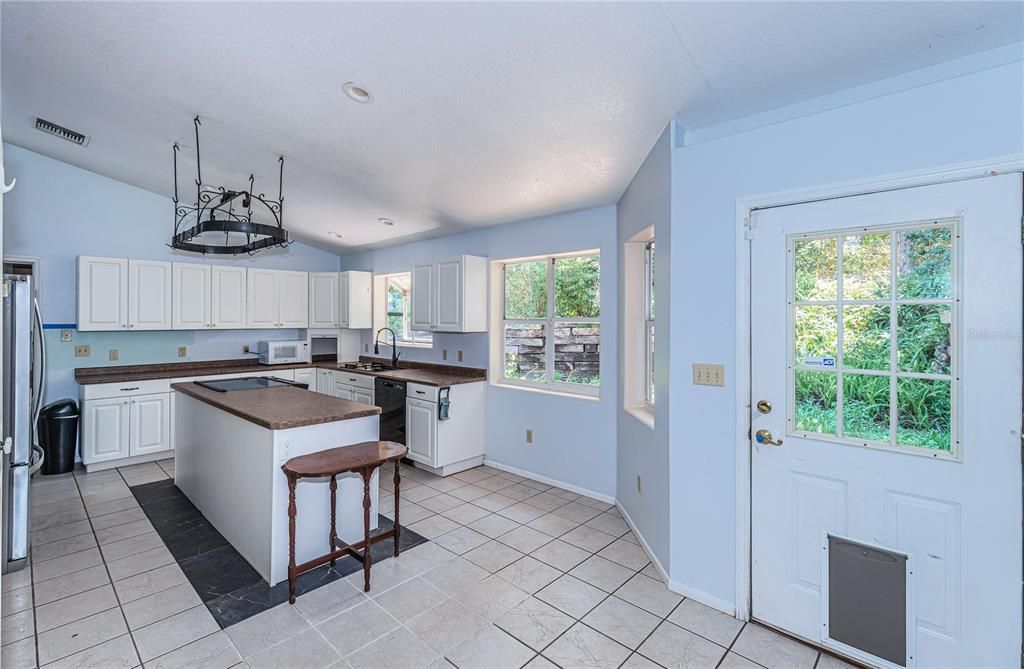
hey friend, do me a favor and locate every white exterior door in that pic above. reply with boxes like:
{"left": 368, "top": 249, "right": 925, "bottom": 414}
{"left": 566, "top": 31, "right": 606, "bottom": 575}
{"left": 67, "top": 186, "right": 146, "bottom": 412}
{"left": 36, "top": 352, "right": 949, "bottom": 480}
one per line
{"left": 750, "top": 175, "right": 1022, "bottom": 668}
{"left": 434, "top": 258, "right": 463, "bottom": 331}
{"left": 247, "top": 268, "right": 279, "bottom": 328}
{"left": 83, "top": 397, "right": 130, "bottom": 464}
{"left": 128, "top": 260, "right": 172, "bottom": 330}
{"left": 129, "top": 393, "right": 170, "bottom": 456}
{"left": 211, "top": 265, "right": 246, "bottom": 329}
{"left": 78, "top": 256, "right": 128, "bottom": 331}
{"left": 406, "top": 398, "right": 436, "bottom": 466}
{"left": 310, "top": 272, "right": 340, "bottom": 328}
{"left": 172, "top": 263, "right": 212, "bottom": 329}
{"left": 410, "top": 263, "right": 434, "bottom": 331}
{"left": 278, "top": 271, "right": 309, "bottom": 328}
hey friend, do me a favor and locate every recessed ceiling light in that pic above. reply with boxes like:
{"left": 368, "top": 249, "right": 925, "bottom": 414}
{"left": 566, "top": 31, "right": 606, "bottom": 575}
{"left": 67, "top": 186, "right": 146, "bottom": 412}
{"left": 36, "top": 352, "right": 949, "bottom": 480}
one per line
{"left": 343, "top": 82, "right": 373, "bottom": 104}
{"left": 327, "top": 231, "right": 342, "bottom": 238}
{"left": 378, "top": 218, "right": 395, "bottom": 226}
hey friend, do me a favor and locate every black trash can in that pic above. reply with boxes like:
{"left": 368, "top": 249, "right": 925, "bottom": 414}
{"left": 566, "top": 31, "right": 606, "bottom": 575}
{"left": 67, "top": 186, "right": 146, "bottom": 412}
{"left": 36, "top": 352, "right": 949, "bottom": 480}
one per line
{"left": 38, "top": 399, "right": 80, "bottom": 476}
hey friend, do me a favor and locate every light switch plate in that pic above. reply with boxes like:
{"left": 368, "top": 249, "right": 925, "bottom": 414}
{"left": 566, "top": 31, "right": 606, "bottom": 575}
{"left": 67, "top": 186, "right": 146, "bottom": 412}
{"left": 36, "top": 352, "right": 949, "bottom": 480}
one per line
{"left": 693, "top": 363, "right": 725, "bottom": 387}
{"left": 178, "top": 346, "right": 187, "bottom": 358}
{"left": 108, "top": 349, "right": 119, "bottom": 361}
{"left": 74, "top": 344, "right": 91, "bottom": 357}
{"left": 526, "top": 429, "right": 534, "bottom": 444}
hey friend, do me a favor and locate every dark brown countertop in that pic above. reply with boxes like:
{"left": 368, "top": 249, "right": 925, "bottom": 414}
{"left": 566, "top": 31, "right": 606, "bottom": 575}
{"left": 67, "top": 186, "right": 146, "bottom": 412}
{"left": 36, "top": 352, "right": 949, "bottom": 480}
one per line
{"left": 172, "top": 382, "right": 381, "bottom": 430}
{"left": 75, "top": 357, "right": 487, "bottom": 387}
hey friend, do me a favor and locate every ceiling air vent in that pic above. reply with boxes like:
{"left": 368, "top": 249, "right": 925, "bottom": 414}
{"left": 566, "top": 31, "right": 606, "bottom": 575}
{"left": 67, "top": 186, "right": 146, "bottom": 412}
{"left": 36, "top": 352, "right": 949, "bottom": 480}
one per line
{"left": 34, "top": 118, "right": 89, "bottom": 146}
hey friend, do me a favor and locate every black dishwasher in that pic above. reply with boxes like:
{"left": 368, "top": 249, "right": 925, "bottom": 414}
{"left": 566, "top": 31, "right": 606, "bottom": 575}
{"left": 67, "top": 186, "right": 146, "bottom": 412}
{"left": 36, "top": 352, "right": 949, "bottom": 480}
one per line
{"left": 375, "top": 378, "right": 407, "bottom": 445}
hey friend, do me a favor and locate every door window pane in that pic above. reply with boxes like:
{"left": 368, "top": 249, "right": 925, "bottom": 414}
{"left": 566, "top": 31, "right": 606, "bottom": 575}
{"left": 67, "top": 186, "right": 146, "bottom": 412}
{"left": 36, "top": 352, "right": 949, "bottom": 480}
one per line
{"left": 504, "top": 323, "right": 547, "bottom": 382}
{"left": 795, "top": 305, "right": 838, "bottom": 365}
{"left": 795, "top": 371, "right": 837, "bottom": 435}
{"left": 843, "top": 232, "right": 891, "bottom": 300}
{"left": 843, "top": 374, "right": 890, "bottom": 442}
{"left": 794, "top": 237, "right": 838, "bottom": 301}
{"left": 842, "top": 305, "right": 890, "bottom": 371}
{"left": 553, "top": 322, "right": 600, "bottom": 386}
{"left": 504, "top": 261, "right": 548, "bottom": 319}
{"left": 554, "top": 255, "right": 600, "bottom": 318}
{"left": 896, "top": 378, "right": 951, "bottom": 451}
{"left": 896, "top": 227, "right": 952, "bottom": 299}
{"left": 897, "top": 304, "right": 951, "bottom": 375}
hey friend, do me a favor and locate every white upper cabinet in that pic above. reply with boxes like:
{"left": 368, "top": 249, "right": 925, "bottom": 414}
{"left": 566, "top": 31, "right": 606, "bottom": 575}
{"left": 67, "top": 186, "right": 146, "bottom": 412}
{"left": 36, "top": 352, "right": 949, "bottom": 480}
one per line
{"left": 172, "top": 263, "right": 211, "bottom": 330}
{"left": 410, "top": 255, "right": 487, "bottom": 333}
{"left": 128, "top": 260, "right": 173, "bottom": 330}
{"left": 211, "top": 265, "right": 247, "bottom": 329}
{"left": 340, "top": 271, "right": 372, "bottom": 329}
{"left": 247, "top": 268, "right": 308, "bottom": 328}
{"left": 410, "top": 263, "right": 434, "bottom": 331}
{"left": 309, "top": 272, "right": 340, "bottom": 328}
{"left": 246, "top": 268, "right": 279, "bottom": 328}
{"left": 278, "top": 270, "right": 309, "bottom": 328}
{"left": 78, "top": 256, "right": 129, "bottom": 331}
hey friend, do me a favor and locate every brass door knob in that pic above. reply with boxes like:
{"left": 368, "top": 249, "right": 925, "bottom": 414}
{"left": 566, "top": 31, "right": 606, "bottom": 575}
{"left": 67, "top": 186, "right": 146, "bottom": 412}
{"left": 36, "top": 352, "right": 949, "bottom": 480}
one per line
{"left": 755, "top": 429, "right": 783, "bottom": 446}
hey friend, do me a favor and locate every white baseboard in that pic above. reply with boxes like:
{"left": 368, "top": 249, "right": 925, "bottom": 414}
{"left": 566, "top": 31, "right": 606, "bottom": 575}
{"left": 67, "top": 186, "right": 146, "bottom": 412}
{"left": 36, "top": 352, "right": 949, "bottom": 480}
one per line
{"left": 481, "top": 459, "right": 615, "bottom": 504}
{"left": 615, "top": 501, "right": 669, "bottom": 583}
{"left": 666, "top": 578, "right": 737, "bottom": 617}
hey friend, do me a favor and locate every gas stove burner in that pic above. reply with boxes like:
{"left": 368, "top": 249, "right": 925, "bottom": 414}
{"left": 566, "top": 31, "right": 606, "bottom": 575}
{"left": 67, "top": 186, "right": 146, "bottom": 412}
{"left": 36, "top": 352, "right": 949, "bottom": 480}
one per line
{"left": 341, "top": 362, "right": 393, "bottom": 372}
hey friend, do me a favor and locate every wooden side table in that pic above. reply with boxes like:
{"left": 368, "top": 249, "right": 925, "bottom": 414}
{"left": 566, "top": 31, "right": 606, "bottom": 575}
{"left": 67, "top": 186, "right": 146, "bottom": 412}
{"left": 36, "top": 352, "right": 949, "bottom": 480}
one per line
{"left": 281, "top": 440, "right": 408, "bottom": 603}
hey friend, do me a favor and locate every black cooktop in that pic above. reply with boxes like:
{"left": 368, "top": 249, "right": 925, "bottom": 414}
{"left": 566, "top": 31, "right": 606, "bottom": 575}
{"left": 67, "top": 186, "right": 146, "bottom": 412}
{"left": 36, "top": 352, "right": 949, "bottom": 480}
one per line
{"left": 194, "top": 377, "right": 308, "bottom": 392}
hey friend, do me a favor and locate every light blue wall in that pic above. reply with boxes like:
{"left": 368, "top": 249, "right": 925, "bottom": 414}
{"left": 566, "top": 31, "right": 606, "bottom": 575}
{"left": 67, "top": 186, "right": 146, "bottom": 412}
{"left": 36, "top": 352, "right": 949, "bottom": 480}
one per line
{"left": 3, "top": 143, "right": 342, "bottom": 403}
{"left": 341, "top": 206, "right": 618, "bottom": 497}
{"left": 616, "top": 125, "right": 671, "bottom": 567}
{"left": 668, "top": 52, "right": 1024, "bottom": 607}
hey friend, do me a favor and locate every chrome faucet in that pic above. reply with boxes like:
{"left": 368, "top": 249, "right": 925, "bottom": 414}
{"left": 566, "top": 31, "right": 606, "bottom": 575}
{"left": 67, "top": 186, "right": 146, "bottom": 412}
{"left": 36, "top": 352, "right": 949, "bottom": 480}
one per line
{"left": 374, "top": 328, "right": 401, "bottom": 368}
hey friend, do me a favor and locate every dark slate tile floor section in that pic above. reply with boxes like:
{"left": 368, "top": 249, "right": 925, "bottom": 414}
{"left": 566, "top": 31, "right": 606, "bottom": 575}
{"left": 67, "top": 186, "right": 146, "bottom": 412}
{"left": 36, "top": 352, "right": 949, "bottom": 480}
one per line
{"left": 129, "top": 479, "right": 427, "bottom": 629}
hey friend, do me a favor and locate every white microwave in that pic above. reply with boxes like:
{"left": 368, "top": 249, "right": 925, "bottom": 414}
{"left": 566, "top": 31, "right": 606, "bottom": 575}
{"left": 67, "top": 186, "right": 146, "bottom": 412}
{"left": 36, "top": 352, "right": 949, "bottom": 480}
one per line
{"left": 257, "top": 340, "right": 309, "bottom": 365}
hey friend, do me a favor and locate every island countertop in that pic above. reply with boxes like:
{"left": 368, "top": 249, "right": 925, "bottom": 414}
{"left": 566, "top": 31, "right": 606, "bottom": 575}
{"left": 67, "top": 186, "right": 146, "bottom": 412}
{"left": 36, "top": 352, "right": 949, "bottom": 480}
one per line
{"left": 171, "top": 382, "right": 381, "bottom": 430}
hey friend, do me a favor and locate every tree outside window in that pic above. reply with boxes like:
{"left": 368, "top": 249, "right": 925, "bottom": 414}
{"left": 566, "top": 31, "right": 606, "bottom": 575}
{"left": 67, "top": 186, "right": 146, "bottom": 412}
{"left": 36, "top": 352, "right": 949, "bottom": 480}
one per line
{"left": 502, "top": 252, "right": 600, "bottom": 396}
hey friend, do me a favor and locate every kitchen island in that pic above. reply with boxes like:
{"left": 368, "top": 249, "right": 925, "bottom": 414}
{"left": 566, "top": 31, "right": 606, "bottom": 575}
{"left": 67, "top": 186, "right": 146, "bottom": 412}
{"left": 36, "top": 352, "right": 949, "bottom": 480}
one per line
{"left": 172, "top": 380, "right": 382, "bottom": 586}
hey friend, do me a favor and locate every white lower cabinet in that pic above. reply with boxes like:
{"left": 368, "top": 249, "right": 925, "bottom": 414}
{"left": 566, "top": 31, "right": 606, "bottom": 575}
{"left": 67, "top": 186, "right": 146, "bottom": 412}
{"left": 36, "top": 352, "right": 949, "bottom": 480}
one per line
{"left": 406, "top": 397, "right": 437, "bottom": 465}
{"left": 316, "top": 369, "right": 335, "bottom": 394}
{"left": 129, "top": 393, "right": 171, "bottom": 456}
{"left": 293, "top": 368, "right": 316, "bottom": 389}
{"left": 82, "top": 391, "right": 171, "bottom": 466}
{"left": 82, "top": 397, "right": 131, "bottom": 464}
{"left": 332, "top": 372, "right": 375, "bottom": 405}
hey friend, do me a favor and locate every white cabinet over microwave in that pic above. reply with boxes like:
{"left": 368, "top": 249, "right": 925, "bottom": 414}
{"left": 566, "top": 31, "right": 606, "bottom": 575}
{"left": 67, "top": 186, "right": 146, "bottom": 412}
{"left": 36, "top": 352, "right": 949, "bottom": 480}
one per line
{"left": 410, "top": 255, "right": 487, "bottom": 333}
{"left": 247, "top": 268, "right": 309, "bottom": 328}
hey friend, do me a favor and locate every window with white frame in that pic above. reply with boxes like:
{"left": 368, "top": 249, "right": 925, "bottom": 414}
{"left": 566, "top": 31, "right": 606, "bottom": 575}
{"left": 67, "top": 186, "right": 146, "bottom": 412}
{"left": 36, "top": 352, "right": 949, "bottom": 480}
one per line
{"left": 644, "top": 240, "right": 655, "bottom": 405}
{"left": 500, "top": 251, "right": 600, "bottom": 396}
{"left": 378, "top": 273, "right": 433, "bottom": 347}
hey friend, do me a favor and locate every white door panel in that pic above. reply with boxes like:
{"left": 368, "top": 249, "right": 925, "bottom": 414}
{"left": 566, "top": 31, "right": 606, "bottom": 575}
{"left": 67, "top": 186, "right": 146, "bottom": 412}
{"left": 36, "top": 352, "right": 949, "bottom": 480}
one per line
{"left": 750, "top": 175, "right": 1022, "bottom": 668}
{"left": 83, "top": 398, "right": 130, "bottom": 463}
{"left": 411, "top": 263, "right": 434, "bottom": 331}
{"left": 278, "top": 271, "right": 309, "bottom": 328}
{"left": 78, "top": 256, "right": 128, "bottom": 331}
{"left": 172, "top": 263, "right": 212, "bottom": 329}
{"left": 247, "top": 269, "right": 278, "bottom": 328}
{"left": 309, "top": 272, "right": 339, "bottom": 328}
{"left": 211, "top": 265, "right": 246, "bottom": 329}
{"left": 434, "top": 258, "right": 463, "bottom": 331}
{"left": 128, "top": 260, "right": 172, "bottom": 330}
{"left": 129, "top": 393, "right": 170, "bottom": 456}
{"left": 406, "top": 398, "right": 436, "bottom": 466}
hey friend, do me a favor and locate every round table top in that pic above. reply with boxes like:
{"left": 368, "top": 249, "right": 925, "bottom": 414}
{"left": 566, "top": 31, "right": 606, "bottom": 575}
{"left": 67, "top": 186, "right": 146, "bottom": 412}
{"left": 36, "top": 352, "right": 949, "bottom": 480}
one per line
{"left": 282, "top": 440, "right": 408, "bottom": 477}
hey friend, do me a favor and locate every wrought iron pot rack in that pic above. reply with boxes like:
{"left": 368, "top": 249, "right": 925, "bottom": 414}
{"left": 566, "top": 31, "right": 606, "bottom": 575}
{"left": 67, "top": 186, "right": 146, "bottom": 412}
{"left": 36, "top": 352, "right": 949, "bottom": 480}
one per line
{"left": 170, "top": 116, "right": 291, "bottom": 255}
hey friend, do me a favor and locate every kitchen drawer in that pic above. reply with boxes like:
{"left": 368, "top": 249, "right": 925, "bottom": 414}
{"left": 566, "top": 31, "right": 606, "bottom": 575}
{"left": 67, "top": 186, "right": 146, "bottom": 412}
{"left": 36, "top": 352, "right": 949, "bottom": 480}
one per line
{"left": 406, "top": 383, "right": 438, "bottom": 402}
{"left": 335, "top": 371, "right": 374, "bottom": 390}
{"left": 81, "top": 378, "right": 171, "bottom": 400}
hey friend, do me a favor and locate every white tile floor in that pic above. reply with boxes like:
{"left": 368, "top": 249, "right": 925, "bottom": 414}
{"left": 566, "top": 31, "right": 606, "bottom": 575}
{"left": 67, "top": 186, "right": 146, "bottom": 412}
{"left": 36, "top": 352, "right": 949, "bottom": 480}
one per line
{"left": 2, "top": 459, "right": 856, "bottom": 669}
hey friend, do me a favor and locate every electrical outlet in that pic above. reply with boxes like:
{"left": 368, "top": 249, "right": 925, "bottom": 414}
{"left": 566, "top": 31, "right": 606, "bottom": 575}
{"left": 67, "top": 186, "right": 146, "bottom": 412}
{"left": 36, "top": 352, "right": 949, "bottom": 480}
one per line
{"left": 74, "top": 344, "right": 91, "bottom": 357}
{"left": 526, "top": 429, "right": 534, "bottom": 444}
{"left": 364, "top": 343, "right": 369, "bottom": 353}
{"left": 242, "top": 344, "right": 250, "bottom": 354}
{"left": 637, "top": 474, "right": 642, "bottom": 494}
{"left": 178, "top": 346, "right": 187, "bottom": 358}
{"left": 442, "top": 349, "right": 448, "bottom": 361}
{"left": 108, "top": 349, "right": 119, "bottom": 361}
{"left": 60, "top": 329, "right": 73, "bottom": 342}
{"left": 693, "top": 363, "right": 725, "bottom": 387}
{"left": 458, "top": 350, "right": 464, "bottom": 362}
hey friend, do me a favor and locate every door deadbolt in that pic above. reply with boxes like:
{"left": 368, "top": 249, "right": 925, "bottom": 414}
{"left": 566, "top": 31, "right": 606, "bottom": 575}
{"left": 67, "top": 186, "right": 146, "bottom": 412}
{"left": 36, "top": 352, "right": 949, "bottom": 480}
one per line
{"left": 756, "top": 400, "right": 772, "bottom": 414}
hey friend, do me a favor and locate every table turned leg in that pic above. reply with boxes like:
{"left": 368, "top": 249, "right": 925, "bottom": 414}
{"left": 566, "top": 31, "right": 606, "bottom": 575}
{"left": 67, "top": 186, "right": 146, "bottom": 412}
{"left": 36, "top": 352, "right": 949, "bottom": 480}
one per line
{"left": 393, "top": 462, "right": 401, "bottom": 557}
{"left": 361, "top": 468, "right": 372, "bottom": 592}
{"left": 329, "top": 475, "right": 338, "bottom": 566}
{"left": 287, "top": 473, "right": 298, "bottom": 605}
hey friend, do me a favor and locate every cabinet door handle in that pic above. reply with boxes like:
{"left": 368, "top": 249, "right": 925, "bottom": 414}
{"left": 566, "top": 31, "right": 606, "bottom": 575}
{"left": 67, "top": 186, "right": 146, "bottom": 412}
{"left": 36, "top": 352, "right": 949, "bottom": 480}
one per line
{"left": 415, "top": 390, "right": 425, "bottom": 395}
{"left": 120, "top": 387, "right": 140, "bottom": 392}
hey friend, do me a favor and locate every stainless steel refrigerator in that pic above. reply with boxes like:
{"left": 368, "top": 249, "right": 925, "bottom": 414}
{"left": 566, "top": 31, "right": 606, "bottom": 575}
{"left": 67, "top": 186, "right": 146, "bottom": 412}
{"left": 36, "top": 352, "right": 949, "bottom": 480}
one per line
{"left": 2, "top": 274, "right": 45, "bottom": 573}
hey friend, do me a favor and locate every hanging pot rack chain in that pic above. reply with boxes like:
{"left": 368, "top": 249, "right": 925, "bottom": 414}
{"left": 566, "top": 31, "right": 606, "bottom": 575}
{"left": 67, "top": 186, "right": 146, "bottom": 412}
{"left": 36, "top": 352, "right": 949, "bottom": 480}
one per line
{"left": 170, "top": 115, "right": 291, "bottom": 255}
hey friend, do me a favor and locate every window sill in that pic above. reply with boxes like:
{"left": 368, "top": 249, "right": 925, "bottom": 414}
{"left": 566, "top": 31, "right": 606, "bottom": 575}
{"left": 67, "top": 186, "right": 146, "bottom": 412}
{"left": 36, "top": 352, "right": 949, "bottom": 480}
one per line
{"left": 491, "top": 379, "right": 600, "bottom": 402}
{"left": 625, "top": 405, "right": 655, "bottom": 430}
{"left": 395, "top": 341, "right": 433, "bottom": 349}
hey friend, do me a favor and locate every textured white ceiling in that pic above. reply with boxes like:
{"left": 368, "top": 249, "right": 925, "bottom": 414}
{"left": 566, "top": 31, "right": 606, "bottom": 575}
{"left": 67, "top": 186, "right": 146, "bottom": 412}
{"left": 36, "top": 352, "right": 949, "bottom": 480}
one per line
{"left": 2, "top": 2, "right": 1020, "bottom": 253}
